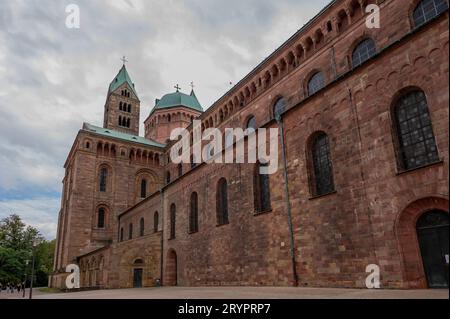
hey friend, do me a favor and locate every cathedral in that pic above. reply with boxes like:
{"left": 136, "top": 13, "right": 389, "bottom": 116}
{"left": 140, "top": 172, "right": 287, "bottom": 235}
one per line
{"left": 50, "top": 0, "right": 449, "bottom": 290}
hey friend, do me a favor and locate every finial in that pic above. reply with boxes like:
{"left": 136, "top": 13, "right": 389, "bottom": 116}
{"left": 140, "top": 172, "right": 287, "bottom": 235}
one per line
{"left": 174, "top": 84, "right": 181, "bottom": 92}
{"left": 121, "top": 56, "right": 128, "bottom": 65}
{"left": 190, "top": 81, "right": 195, "bottom": 90}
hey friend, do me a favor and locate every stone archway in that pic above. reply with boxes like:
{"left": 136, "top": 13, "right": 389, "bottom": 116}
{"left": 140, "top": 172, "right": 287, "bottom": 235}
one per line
{"left": 165, "top": 249, "right": 177, "bottom": 286}
{"left": 396, "top": 197, "right": 449, "bottom": 288}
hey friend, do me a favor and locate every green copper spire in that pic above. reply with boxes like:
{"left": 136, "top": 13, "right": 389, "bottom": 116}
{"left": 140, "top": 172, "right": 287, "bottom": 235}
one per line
{"left": 108, "top": 65, "right": 139, "bottom": 99}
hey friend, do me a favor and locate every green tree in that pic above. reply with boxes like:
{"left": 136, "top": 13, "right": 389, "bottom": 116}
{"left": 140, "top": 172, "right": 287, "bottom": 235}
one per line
{"left": 0, "top": 214, "right": 54, "bottom": 286}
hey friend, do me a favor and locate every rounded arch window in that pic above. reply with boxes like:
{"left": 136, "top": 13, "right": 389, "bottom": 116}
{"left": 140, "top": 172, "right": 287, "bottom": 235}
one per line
{"left": 273, "top": 98, "right": 286, "bottom": 118}
{"left": 246, "top": 116, "right": 257, "bottom": 130}
{"left": 352, "top": 38, "right": 376, "bottom": 68}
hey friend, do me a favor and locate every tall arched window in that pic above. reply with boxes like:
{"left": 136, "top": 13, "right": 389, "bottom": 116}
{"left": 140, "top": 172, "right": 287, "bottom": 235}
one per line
{"left": 413, "top": 0, "right": 448, "bottom": 27}
{"left": 99, "top": 167, "right": 108, "bottom": 192}
{"left": 170, "top": 204, "right": 176, "bottom": 239}
{"left": 127, "top": 118, "right": 131, "bottom": 128}
{"left": 120, "top": 227, "right": 124, "bottom": 242}
{"left": 139, "top": 218, "right": 145, "bottom": 237}
{"left": 128, "top": 104, "right": 132, "bottom": 113}
{"left": 254, "top": 163, "right": 271, "bottom": 213}
{"left": 216, "top": 178, "right": 229, "bottom": 225}
{"left": 310, "top": 132, "right": 335, "bottom": 196}
{"left": 307, "top": 72, "right": 325, "bottom": 96}
{"left": 189, "top": 192, "right": 199, "bottom": 233}
{"left": 140, "top": 179, "right": 147, "bottom": 198}
{"left": 97, "top": 208, "right": 106, "bottom": 228}
{"left": 128, "top": 223, "right": 133, "bottom": 240}
{"left": 352, "top": 38, "right": 376, "bottom": 68}
{"left": 166, "top": 171, "right": 171, "bottom": 184}
{"left": 394, "top": 90, "right": 439, "bottom": 170}
{"left": 119, "top": 102, "right": 123, "bottom": 111}
{"left": 273, "top": 98, "right": 286, "bottom": 118}
{"left": 246, "top": 116, "right": 257, "bottom": 130}
{"left": 154, "top": 211, "right": 159, "bottom": 233}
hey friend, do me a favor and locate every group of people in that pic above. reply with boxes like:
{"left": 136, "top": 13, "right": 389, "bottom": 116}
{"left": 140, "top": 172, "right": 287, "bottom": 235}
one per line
{"left": 0, "top": 282, "right": 25, "bottom": 294}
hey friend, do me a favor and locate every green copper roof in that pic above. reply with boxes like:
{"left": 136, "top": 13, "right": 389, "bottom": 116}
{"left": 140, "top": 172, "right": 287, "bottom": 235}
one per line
{"left": 108, "top": 65, "right": 139, "bottom": 99}
{"left": 154, "top": 90, "right": 203, "bottom": 112}
{"left": 82, "top": 123, "right": 165, "bottom": 148}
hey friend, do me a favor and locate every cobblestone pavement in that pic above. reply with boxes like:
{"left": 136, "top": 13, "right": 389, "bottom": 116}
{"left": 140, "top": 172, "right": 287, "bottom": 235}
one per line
{"left": 1, "top": 287, "right": 448, "bottom": 299}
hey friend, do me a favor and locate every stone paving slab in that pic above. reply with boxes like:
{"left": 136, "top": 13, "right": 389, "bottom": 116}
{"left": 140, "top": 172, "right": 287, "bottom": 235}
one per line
{"left": 2, "top": 287, "right": 448, "bottom": 299}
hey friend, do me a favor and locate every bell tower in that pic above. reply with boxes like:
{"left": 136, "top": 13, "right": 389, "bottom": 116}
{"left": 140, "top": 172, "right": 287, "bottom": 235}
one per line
{"left": 103, "top": 61, "right": 140, "bottom": 136}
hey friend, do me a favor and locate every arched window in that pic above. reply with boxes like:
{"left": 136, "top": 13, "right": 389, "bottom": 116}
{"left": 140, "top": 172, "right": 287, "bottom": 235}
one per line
{"left": 352, "top": 38, "right": 376, "bottom": 68}
{"left": 413, "top": 0, "right": 448, "bottom": 27}
{"left": 216, "top": 178, "right": 229, "bottom": 225}
{"left": 128, "top": 223, "right": 133, "bottom": 240}
{"left": 394, "top": 90, "right": 439, "bottom": 170}
{"left": 254, "top": 163, "right": 271, "bottom": 213}
{"left": 139, "top": 218, "right": 145, "bottom": 237}
{"left": 273, "top": 98, "right": 286, "bottom": 118}
{"left": 118, "top": 116, "right": 122, "bottom": 126}
{"left": 246, "top": 116, "right": 257, "bottom": 130}
{"left": 170, "top": 204, "right": 176, "bottom": 239}
{"left": 119, "top": 102, "right": 123, "bottom": 111}
{"left": 99, "top": 167, "right": 108, "bottom": 192}
{"left": 307, "top": 72, "right": 325, "bottom": 96}
{"left": 153, "top": 211, "right": 159, "bottom": 233}
{"left": 127, "top": 118, "right": 131, "bottom": 128}
{"left": 97, "top": 208, "right": 106, "bottom": 228}
{"left": 310, "top": 132, "right": 335, "bottom": 196}
{"left": 128, "top": 104, "right": 132, "bottom": 113}
{"left": 166, "top": 171, "right": 171, "bottom": 184}
{"left": 120, "top": 227, "right": 124, "bottom": 242}
{"left": 140, "top": 179, "right": 147, "bottom": 198}
{"left": 189, "top": 192, "right": 199, "bottom": 233}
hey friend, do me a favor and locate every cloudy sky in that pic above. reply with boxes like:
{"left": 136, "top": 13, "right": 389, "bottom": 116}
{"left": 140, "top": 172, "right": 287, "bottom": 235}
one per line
{"left": 0, "top": 0, "right": 330, "bottom": 239}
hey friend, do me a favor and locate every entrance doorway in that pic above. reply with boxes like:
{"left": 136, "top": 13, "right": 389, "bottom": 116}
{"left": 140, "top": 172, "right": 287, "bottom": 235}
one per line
{"left": 133, "top": 268, "right": 143, "bottom": 288}
{"left": 417, "top": 210, "right": 449, "bottom": 288}
{"left": 165, "top": 249, "right": 177, "bottom": 286}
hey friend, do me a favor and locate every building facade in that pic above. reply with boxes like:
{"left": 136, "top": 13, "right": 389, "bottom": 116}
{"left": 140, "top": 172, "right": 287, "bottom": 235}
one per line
{"left": 50, "top": 0, "right": 449, "bottom": 290}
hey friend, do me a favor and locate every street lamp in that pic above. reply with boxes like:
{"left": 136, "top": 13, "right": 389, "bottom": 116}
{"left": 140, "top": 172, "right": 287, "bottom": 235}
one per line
{"left": 23, "top": 259, "right": 29, "bottom": 298}
{"left": 29, "top": 239, "right": 41, "bottom": 299}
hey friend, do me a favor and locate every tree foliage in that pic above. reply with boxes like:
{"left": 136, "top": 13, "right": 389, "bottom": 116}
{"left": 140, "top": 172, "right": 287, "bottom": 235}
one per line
{"left": 0, "top": 214, "right": 54, "bottom": 287}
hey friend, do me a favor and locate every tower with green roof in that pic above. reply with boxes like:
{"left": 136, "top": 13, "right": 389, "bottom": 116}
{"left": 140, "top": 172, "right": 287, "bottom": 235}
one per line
{"left": 103, "top": 64, "right": 141, "bottom": 136}
{"left": 144, "top": 86, "right": 204, "bottom": 144}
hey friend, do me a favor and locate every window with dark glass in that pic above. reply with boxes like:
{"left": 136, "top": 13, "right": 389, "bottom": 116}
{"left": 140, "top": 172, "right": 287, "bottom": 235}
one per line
{"left": 254, "top": 163, "right": 271, "bottom": 213}
{"left": 413, "top": 0, "right": 448, "bottom": 27}
{"left": 140, "top": 179, "right": 147, "bottom": 198}
{"left": 97, "top": 208, "right": 105, "bottom": 228}
{"left": 154, "top": 211, "right": 159, "bottom": 233}
{"left": 178, "top": 164, "right": 183, "bottom": 177}
{"left": 139, "top": 218, "right": 145, "bottom": 237}
{"left": 170, "top": 204, "right": 176, "bottom": 239}
{"left": 308, "top": 72, "right": 325, "bottom": 96}
{"left": 128, "top": 223, "right": 133, "bottom": 240}
{"left": 352, "top": 38, "right": 376, "bottom": 68}
{"left": 120, "top": 227, "right": 124, "bottom": 242}
{"left": 273, "top": 98, "right": 286, "bottom": 118}
{"left": 166, "top": 171, "right": 171, "bottom": 184}
{"left": 99, "top": 167, "right": 108, "bottom": 192}
{"left": 394, "top": 90, "right": 439, "bottom": 170}
{"left": 246, "top": 116, "right": 257, "bottom": 130}
{"left": 216, "top": 178, "right": 229, "bottom": 225}
{"left": 189, "top": 192, "right": 199, "bottom": 233}
{"left": 311, "top": 133, "right": 335, "bottom": 196}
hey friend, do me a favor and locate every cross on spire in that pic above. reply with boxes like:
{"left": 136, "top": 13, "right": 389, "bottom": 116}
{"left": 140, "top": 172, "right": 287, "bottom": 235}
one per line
{"left": 190, "top": 81, "right": 195, "bottom": 90}
{"left": 121, "top": 56, "right": 128, "bottom": 65}
{"left": 174, "top": 84, "right": 181, "bottom": 92}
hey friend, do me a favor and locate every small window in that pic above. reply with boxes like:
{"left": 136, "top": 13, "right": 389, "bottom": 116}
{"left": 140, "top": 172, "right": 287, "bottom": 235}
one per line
{"left": 178, "top": 164, "right": 183, "bottom": 177}
{"left": 120, "top": 227, "right": 124, "bottom": 242}
{"left": 189, "top": 192, "right": 199, "bottom": 233}
{"left": 99, "top": 167, "right": 108, "bottom": 192}
{"left": 166, "top": 171, "right": 171, "bottom": 184}
{"left": 254, "top": 163, "right": 271, "bottom": 213}
{"left": 153, "top": 211, "right": 159, "bottom": 233}
{"left": 310, "top": 132, "right": 335, "bottom": 196}
{"left": 352, "top": 38, "right": 376, "bottom": 68}
{"left": 273, "top": 98, "right": 286, "bottom": 118}
{"left": 140, "top": 179, "right": 147, "bottom": 198}
{"left": 216, "top": 178, "right": 229, "bottom": 225}
{"left": 139, "top": 218, "right": 145, "bottom": 237}
{"left": 128, "top": 223, "right": 133, "bottom": 240}
{"left": 128, "top": 104, "right": 132, "bottom": 113}
{"left": 170, "top": 204, "right": 176, "bottom": 239}
{"left": 413, "top": 0, "right": 448, "bottom": 27}
{"left": 86, "top": 141, "right": 90, "bottom": 149}
{"left": 97, "top": 208, "right": 105, "bottom": 228}
{"left": 308, "top": 72, "right": 325, "bottom": 96}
